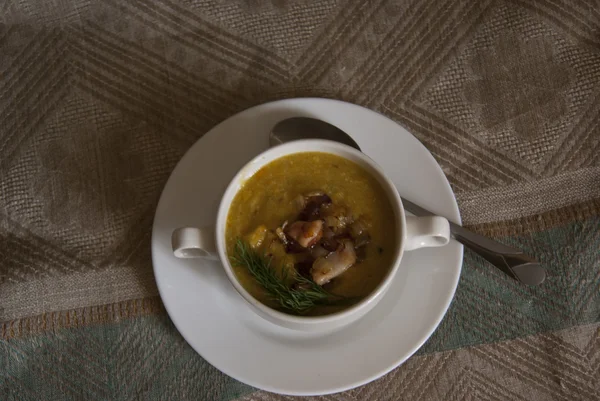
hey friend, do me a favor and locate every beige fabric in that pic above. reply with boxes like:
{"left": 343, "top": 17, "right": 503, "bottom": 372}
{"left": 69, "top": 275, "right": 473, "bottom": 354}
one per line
{"left": 1, "top": 297, "right": 164, "bottom": 340}
{"left": 457, "top": 166, "right": 600, "bottom": 225}
{"left": 1, "top": 0, "right": 599, "bottom": 399}
{"left": 0, "top": 266, "right": 158, "bottom": 322}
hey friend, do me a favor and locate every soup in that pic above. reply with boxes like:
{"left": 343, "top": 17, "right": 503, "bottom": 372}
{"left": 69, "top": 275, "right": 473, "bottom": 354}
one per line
{"left": 226, "top": 151, "right": 397, "bottom": 315}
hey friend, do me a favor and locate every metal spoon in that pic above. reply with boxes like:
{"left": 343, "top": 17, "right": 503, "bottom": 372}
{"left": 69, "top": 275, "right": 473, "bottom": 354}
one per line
{"left": 270, "top": 117, "right": 546, "bottom": 285}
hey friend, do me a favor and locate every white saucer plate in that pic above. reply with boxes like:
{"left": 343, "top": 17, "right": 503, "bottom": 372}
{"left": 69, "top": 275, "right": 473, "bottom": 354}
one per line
{"left": 151, "top": 98, "right": 463, "bottom": 396}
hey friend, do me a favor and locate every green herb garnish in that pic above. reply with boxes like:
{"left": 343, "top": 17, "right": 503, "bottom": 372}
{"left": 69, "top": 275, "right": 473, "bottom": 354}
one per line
{"left": 231, "top": 239, "right": 348, "bottom": 313}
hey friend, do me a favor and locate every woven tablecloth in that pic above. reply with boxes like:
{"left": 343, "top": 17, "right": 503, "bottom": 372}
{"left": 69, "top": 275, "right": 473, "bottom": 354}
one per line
{"left": 1, "top": 0, "right": 599, "bottom": 400}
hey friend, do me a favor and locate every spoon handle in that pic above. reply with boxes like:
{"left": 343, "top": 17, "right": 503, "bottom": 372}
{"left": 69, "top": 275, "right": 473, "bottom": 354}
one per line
{"left": 401, "top": 198, "right": 546, "bottom": 285}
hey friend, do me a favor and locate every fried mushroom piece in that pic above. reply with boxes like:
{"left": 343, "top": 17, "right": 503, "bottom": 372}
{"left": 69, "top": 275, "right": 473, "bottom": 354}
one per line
{"left": 311, "top": 240, "right": 357, "bottom": 286}
{"left": 285, "top": 220, "right": 324, "bottom": 248}
{"left": 349, "top": 218, "right": 371, "bottom": 248}
{"left": 297, "top": 192, "right": 332, "bottom": 221}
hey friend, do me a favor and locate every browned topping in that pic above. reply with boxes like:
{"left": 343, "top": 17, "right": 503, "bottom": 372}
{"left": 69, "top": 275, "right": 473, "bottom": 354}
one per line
{"left": 298, "top": 193, "right": 332, "bottom": 221}
{"left": 245, "top": 191, "right": 372, "bottom": 288}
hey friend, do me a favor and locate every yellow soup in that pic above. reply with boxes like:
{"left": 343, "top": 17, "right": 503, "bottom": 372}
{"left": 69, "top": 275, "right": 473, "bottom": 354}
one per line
{"left": 226, "top": 151, "right": 397, "bottom": 315}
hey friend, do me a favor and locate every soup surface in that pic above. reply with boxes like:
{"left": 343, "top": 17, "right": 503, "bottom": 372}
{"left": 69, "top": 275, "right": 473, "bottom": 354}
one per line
{"left": 226, "top": 151, "right": 396, "bottom": 315}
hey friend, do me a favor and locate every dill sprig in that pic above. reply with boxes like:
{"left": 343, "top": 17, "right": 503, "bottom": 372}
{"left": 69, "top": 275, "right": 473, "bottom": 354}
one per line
{"left": 230, "top": 239, "right": 346, "bottom": 313}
